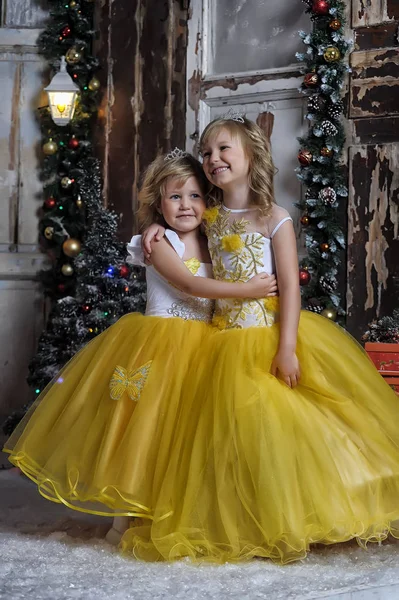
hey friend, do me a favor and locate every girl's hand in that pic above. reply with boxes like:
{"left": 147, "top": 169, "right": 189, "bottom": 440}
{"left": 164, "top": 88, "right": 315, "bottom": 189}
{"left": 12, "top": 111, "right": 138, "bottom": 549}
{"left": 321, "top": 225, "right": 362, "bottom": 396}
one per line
{"left": 271, "top": 350, "right": 301, "bottom": 388}
{"left": 142, "top": 225, "right": 166, "bottom": 260}
{"left": 247, "top": 273, "right": 278, "bottom": 298}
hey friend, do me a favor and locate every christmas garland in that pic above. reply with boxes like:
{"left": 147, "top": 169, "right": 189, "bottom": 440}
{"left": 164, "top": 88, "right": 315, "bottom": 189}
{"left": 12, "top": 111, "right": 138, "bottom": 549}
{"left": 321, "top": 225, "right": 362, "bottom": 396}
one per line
{"left": 296, "top": 0, "right": 351, "bottom": 320}
{"left": 38, "top": 0, "right": 101, "bottom": 297}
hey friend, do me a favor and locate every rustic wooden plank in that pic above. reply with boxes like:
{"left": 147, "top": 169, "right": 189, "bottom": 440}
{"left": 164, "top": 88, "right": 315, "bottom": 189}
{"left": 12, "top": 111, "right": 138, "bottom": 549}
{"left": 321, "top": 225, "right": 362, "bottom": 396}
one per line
{"left": 4, "top": 0, "right": 48, "bottom": 28}
{"left": 95, "top": 0, "right": 189, "bottom": 239}
{"left": 0, "top": 28, "right": 42, "bottom": 48}
{"left": 347, "top": 144, "right": 399, "bottom": 341}
{"left": 18, "top": 59, "right": 47, "bottom": 245}
{"left": 355, "top": 22, "right": 399, "bottom": 50}
{"left": 0, "top": 61, "right": 19, "bottom": 244}
{"left": 95, "top": 0, "right": 139, "bottom": 241}
{"left": 351, "top": 47, "right": 399, "bottom": 79}
{"left": 352, "top": 0, "right": 397, "bottom": 27}
{"left": 353, "top": 116, "right": 399, "bottom": 144}
{"left": 351, "top": 80, "right": 399, "bottom": 117}
{"left": 170, "top": 1, "right": 189, "bottom": 151}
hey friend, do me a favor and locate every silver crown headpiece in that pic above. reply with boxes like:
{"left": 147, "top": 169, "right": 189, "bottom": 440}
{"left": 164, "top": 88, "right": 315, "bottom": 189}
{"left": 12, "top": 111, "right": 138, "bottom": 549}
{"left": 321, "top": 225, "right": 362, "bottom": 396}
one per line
{"left": 219, "top": 108, "right": 245, "bottom": 124}
{"left": 164, "top": 147, "right": 190, "bottom": 161}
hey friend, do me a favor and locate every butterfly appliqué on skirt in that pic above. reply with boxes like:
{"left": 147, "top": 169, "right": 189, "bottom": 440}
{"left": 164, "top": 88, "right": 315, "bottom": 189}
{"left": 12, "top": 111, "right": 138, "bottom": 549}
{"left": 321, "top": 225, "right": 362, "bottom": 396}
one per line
{"left": 109, "top": 361, "right": 152, "bottom": 401}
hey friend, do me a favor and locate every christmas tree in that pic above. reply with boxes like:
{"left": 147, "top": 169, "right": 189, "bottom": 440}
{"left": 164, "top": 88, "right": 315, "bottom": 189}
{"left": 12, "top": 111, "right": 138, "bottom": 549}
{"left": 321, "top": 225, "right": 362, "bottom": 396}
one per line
{"left": 3, "top": 1, "right": 146, "bottom": 434}
{"left": 295, "top": 0, "right": 351, "bottom": 322}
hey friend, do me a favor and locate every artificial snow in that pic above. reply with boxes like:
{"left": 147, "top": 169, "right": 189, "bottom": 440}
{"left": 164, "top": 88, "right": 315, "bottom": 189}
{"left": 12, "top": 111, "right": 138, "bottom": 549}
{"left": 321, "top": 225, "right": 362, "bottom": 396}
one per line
{"left": 1, "top": 469, "right": 399, "bottom": 600}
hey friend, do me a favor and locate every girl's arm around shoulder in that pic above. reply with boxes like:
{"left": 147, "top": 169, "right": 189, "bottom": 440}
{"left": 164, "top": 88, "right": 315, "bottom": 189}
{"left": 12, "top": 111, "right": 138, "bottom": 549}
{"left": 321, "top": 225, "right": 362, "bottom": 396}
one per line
{"left": 150, "top": 237, "right": 277, "bottom": 300}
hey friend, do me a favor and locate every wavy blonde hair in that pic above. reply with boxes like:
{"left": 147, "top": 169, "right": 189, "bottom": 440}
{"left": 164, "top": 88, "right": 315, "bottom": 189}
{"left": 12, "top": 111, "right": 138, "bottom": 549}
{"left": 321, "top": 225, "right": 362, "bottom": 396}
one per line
{"left": 199, "top": 117, "right": 275, "bottom": 215}
{"left": 137, "top": 153, "right": 209, "bottom": 231}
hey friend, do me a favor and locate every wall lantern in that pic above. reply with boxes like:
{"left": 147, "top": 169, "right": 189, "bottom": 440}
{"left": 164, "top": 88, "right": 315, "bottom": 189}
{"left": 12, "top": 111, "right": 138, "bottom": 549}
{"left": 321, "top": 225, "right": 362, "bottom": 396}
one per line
{"left": 44, "top": 57, "right": 79, "bottom": 126}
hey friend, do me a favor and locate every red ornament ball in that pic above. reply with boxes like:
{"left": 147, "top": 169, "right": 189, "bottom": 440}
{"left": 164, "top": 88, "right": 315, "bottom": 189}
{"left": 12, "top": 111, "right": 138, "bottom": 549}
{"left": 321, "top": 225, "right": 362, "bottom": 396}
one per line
{"left": 44, "top": 197, "right": 56, "bottom": 209}
{"left": 312, "top": 0, "right": 330, "bottom": 15}
{"left": 304, "top": 72, "right": 319, "bottom": 87}
{"left": 320, "top": 242, "right": 330, "bottom": 252}
{"left": 68, "top": 137, "right": 79, "bottom": 149}
{"left": 62, "top": 26, "right": 72, "bottom": 37}
{"left": 298, "top": 149, "right": 313, "bottom": 166}
{"left": 299, "top": 268, "right": 311, "bottom": 286}
{"left": 120, "top": 265, "right": 130, "bottom": 278}
{"left": 300, "top": 215, "right": 310, "bottom": 227}
{"left": 57, "top": 283, "right": 66, "bottom": 293}
{"left": 82, "top": 304, "right": 92, "bottom": 313}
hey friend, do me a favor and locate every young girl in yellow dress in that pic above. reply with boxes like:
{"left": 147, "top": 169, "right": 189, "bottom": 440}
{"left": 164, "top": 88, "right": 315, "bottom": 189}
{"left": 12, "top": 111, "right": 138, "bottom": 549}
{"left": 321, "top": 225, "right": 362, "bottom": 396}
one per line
{"left": 126, "top": 114, "right": 399, "bottom": 564}
{"left": 3, "top": 151, "right": 275, "bottom": 543}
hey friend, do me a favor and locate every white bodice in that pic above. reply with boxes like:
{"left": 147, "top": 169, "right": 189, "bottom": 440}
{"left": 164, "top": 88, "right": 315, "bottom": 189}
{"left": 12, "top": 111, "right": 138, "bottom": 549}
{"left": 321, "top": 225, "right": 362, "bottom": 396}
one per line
{"left": 127, "top": 229, "right": 214, "bottom": 323}
{"left": 203, "top": 204, "right": 291, "bottom": 329}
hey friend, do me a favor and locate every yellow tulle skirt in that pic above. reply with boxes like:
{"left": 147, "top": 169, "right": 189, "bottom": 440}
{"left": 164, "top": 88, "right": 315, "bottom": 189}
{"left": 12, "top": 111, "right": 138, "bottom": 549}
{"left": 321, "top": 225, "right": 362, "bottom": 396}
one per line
{"left": 119, "top": 311, "right": 399, "bottom": 564}
{"left": 4, "top": 310, "right": 399, "bottom": 564}
{"left": 4, "top": 313, "right": 212, "bottom": 518}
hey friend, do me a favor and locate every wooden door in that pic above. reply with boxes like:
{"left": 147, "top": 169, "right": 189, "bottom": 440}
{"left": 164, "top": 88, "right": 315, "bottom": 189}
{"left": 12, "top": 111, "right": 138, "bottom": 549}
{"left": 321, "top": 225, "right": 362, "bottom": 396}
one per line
{"left": 0, "top": 1, "right": 47, "bottom": 462}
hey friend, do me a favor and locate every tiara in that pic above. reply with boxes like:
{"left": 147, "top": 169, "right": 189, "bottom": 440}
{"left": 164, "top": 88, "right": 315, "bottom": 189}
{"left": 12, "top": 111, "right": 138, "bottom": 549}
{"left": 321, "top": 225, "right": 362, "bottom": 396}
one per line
{"left": 164, "top": 147, "right": 190, "bottom": 161}
{"left": 219, "top": 108, "right": 245, "bottom": 124}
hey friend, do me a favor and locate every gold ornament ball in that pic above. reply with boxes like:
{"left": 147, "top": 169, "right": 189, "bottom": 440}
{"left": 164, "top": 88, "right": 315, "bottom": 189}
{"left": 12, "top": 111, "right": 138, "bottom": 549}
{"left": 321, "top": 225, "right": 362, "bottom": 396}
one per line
{"left": 44, "top": 226, "right": 54, "bottom": 240}
{"left": 69, "top": 0, "right": 77, "bottom": 6}
{"left": 43, "top": 140, "right": 58, "bottom": 156}
{"left": 324, "top": 46, "right": 341, "bottom": 63}
{"left": 329, "top": 19, "right": 341, "bottom": 31}
{"left": 66, "top": 47, "right": 82, "bottom": 64}
{"left": 61, "top": 263, "right": 74, "bottom": 277}
{"left": 63, "top": 238, "right": 82, "bottom": 257}
{"left": 88, "top": 77, "right": 100, "bottom": 92}
{"left": 321, "top": 308, "right": 337, "bottom": 321}
{"left": 61, "top": 176, "right": 73, "bottom": 189}
{"left": 76, "top": 195, "right": 83, "bottom": 208}
{"left": 321, "top": 147, "right": 333, "bottom": 158}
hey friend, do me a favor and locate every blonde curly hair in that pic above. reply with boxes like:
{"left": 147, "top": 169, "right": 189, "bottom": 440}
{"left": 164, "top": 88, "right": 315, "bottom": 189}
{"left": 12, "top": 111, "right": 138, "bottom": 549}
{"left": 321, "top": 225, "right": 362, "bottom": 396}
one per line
{"left": 137, "top": 153, "right": 209, "bottom": 231}
{"left": 199, "top": 117, "right": 275, "bottom": 215}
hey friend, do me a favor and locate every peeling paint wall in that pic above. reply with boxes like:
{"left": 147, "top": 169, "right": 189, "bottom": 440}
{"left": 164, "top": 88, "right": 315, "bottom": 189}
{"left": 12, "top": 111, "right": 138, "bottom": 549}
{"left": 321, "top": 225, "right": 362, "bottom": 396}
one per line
{"left": 94, "top": 0, "right": 188, "bottom": 240}
{"left": 347, "top": 0, "right": 399, "bottom": 339}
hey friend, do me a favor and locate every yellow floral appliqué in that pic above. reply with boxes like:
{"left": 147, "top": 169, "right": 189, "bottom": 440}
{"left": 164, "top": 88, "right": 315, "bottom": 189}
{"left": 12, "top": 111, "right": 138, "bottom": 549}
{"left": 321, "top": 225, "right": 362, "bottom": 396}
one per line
{"left": 202, "top": 206, "right": 219, "bottom": 225}
{"left": 221, "top": 234, "right": 244, "bottom": 253}
{"left": 264, "top": 296, "right": 280, "bottom": 312}
{"left": 212, "top": 315, "right": 228, "bottom": 330}
{"left": 109, "top": 361, "right": 152, "bottom": 401}
{"left": 184, "top": 257, "right": 201, "bottom": 275}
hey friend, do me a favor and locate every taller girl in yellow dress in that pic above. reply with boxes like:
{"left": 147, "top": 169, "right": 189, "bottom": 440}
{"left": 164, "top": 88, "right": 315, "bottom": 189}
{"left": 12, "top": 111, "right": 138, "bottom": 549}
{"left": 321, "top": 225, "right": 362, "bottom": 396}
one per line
{"left": 124, "top": 114, "right": 399, "bottom": 564}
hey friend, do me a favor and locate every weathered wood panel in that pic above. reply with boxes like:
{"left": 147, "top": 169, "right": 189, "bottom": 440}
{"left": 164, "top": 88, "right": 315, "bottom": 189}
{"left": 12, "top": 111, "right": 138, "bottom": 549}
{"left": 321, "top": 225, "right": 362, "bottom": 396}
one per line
{"left": 0, "top": 60, "right": 20, "bottom": 245}
{"left": 355, "top": 22, "right": 399, "bottom": 50}
{"left": 95, "top": 0, "right": 188, "bottom": 239}
{"left": 353, "top": 116, "right": 399, "bottom": 144}
{"left": 0, "top": 0, "right": 48, "bottom": 454}
{"left": 18, "top": 59, "right": 47, "bottom": 245}
{"left": 350, "top": 47, "right": 399, "bottom": 118}
{"left": 352, "top": 0, "right": 399, "bottom": 27}
{"left": 347, "top": 144, "right": 399, "bottom": 340}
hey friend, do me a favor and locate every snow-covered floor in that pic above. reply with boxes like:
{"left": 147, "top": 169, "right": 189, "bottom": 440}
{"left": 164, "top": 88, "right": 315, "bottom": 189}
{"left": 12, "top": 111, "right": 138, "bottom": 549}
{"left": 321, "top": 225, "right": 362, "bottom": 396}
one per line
{"left": 1, "top": 470, "right": 399, "bottom": 600}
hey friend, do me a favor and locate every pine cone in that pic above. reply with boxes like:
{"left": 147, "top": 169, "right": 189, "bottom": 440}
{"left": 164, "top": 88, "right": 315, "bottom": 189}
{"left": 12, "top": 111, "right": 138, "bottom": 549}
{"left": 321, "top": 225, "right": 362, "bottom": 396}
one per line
{"left": 320, "top": 275, "right": 337, "bottom": 294}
